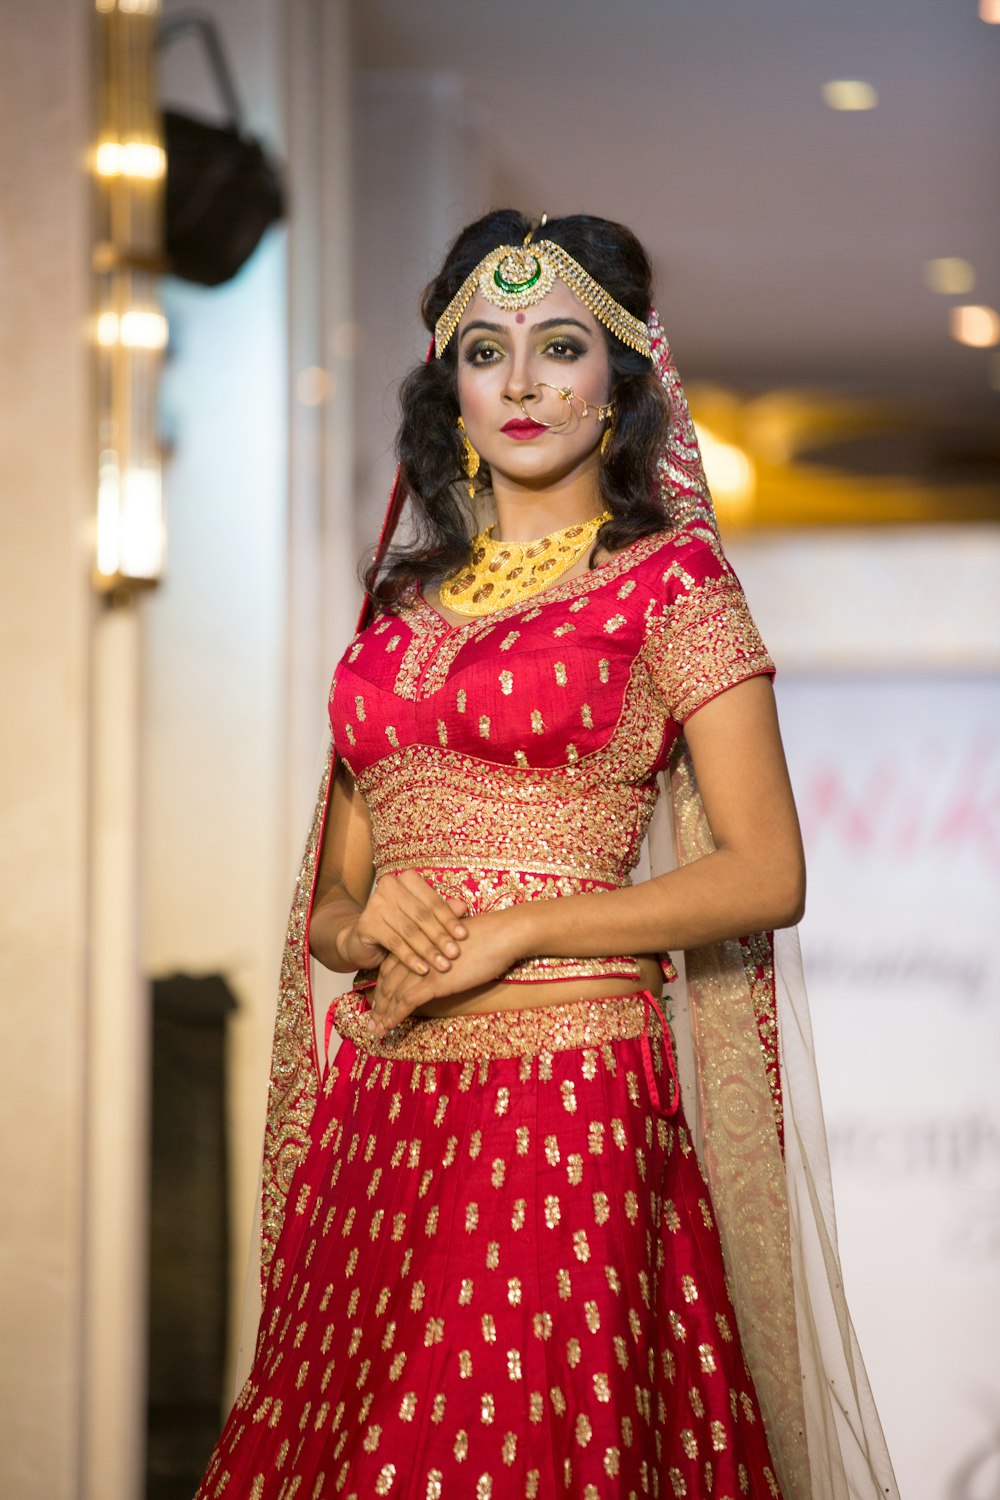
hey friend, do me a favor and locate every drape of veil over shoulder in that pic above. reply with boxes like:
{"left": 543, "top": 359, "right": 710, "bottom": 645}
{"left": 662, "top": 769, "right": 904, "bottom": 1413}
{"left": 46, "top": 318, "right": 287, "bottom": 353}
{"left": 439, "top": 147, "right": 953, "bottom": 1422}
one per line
{"left": 241, "top": 311, "right": 899, "bottom": 1500}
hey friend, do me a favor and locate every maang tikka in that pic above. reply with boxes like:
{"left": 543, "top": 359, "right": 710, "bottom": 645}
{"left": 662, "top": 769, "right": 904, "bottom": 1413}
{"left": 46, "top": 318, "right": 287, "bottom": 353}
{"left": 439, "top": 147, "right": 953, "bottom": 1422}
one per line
{"left": 434, "top": 221, "right": 654, "bottom": 362}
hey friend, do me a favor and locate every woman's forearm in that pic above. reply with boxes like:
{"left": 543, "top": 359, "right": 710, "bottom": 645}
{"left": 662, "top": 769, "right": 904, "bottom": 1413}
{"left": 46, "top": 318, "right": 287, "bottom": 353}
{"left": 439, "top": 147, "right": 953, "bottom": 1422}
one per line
{"left": 509, "top": 847, "right": 805, "bottom": 962}
{"left": 309, "top": 892, "right": 364, "bottom": 972}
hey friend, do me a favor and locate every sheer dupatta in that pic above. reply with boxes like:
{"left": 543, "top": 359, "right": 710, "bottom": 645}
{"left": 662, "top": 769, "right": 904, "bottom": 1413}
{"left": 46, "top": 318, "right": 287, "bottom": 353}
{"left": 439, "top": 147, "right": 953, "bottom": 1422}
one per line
{"left": 642, "top": 315, "right": 897, "bottom": 1500}
{"left": 246, "top": 313, "right": 899, "bottom": 1500}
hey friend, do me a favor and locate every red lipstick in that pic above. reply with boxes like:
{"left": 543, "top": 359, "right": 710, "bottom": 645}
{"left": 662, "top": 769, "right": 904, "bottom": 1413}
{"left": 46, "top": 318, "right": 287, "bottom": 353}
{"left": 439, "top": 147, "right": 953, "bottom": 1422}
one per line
{"left": 501, "top": 418, "right": 546, "bottom": 440}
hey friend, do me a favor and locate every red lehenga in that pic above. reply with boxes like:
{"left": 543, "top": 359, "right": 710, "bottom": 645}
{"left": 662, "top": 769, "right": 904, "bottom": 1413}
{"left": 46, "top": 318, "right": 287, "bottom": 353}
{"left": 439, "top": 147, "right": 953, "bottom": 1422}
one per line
{"left": 196, "top": 316, "right": 898, "bottom": 1500}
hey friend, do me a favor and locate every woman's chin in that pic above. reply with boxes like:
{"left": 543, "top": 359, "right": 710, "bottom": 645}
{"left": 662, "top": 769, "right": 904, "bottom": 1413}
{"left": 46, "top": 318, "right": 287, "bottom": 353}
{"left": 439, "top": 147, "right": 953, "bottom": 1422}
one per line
{"left": 484, "top": 448, "right": 601, "bottom": 491}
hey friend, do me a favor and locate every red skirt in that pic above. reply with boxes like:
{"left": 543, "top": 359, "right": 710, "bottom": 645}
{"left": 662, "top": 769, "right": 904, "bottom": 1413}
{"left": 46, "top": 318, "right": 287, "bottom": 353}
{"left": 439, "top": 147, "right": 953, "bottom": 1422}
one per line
{"left": 196, "top": 991, "right": 783, "bottom": 1500}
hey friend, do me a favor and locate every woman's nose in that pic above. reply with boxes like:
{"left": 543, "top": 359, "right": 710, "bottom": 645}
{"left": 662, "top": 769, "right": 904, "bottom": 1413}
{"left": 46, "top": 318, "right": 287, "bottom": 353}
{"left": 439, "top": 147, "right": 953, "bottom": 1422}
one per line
{"left": 503, "top": 362, "right": 538, "bottom": 405}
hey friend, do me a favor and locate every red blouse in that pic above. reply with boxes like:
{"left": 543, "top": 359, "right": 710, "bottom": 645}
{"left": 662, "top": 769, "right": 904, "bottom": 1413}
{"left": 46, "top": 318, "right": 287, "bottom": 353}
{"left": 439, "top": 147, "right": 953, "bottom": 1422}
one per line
{"left": 329, "top": 524, "right": 774, "bottom": 985}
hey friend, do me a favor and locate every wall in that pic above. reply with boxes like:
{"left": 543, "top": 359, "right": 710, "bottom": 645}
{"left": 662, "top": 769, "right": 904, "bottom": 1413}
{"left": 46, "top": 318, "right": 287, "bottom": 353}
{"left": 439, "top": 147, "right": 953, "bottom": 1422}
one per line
{"left": 153, "top": 0, "right": 290, "bottom": 1379}
{"left": 153, "top": 0, "right": 356, "bottom": 1389}
{"left": 0, "top": 2, "right": 94, "bottom": 1495}
{"left": 352, "top": 70, "right": 489, "bottom": 553}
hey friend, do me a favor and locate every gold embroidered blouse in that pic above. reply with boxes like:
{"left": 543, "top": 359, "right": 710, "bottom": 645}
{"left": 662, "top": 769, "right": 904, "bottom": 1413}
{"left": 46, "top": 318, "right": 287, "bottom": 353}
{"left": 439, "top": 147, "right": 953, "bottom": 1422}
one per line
{"left": 329, "top": 525, "right": 775, "bottom": 985}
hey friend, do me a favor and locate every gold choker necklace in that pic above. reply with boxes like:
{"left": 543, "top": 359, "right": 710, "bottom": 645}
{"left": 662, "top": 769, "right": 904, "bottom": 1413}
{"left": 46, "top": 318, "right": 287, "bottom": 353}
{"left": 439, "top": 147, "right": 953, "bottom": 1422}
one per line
{"left": 439, "top": 511, "right": 612, "bottom": 618}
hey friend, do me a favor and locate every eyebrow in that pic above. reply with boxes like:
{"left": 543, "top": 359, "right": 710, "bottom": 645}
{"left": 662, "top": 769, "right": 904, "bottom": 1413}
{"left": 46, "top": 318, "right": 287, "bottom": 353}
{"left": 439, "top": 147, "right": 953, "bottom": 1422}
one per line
{"left": 459, "top": 316, "right": 594, "bottom": 342}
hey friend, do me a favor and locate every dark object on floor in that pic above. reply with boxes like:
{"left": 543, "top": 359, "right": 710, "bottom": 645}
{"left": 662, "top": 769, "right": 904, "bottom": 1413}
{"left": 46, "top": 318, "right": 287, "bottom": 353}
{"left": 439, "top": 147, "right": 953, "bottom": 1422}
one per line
{"left": 146, "top": 972, "right": 237, "bottom": 1500}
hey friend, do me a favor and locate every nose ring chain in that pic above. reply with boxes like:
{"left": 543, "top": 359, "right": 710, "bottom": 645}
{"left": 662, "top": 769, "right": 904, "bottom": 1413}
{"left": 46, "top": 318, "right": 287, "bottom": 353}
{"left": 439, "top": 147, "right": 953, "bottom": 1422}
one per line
{"left": 518, "top": 381, "right": 614, "bottom": 432}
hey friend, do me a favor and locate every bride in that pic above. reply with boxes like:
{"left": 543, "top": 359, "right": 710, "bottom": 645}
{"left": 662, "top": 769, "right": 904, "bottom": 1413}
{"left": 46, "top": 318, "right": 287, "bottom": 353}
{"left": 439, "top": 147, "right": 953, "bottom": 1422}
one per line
{"left": 195, "top": 209, "right": 898, "bottom": 1500}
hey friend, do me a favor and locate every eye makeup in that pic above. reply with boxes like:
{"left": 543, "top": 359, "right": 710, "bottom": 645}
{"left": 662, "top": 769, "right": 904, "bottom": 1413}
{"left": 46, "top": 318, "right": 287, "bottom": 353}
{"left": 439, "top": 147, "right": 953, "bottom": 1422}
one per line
{"left": 463, "top": 333, "right": 588, "bottom": 366}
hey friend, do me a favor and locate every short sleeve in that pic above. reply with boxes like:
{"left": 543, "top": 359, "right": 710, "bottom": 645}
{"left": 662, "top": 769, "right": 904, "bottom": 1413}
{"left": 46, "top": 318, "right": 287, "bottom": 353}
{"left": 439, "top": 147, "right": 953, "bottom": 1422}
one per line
{"left": 642, "top": 536, "right": 775, "bottom": 725}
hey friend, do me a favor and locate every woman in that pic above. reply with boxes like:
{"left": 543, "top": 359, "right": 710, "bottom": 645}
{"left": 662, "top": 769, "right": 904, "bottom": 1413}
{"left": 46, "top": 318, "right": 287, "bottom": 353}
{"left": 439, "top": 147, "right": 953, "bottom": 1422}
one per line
{"left": 196, "top": 211, "right": 897, "bottom": 1500}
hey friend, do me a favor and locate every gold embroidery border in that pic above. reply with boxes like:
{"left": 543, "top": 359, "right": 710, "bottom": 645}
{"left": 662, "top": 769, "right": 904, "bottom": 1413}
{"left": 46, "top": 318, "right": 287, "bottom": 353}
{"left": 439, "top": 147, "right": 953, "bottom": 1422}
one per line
{"left": 669, "top": 742, "right": 810, "bottom": 1496}
{"left": 641, "top": 570, "right": 775, "bottom": 725}
{"left": 740, "top": 929, "right": 784, "bottom": 1149}
{"left": 260, "top": 742, "right": 332, "bottom": 1284}
{"left": 332, "top": 989, "right": 658, "bottom": 1062}
{"left": 390, "top": 528, "right": 684, "bottom": 700}
{"left": 357, "top": 741, "right": 661, "bottom": 883}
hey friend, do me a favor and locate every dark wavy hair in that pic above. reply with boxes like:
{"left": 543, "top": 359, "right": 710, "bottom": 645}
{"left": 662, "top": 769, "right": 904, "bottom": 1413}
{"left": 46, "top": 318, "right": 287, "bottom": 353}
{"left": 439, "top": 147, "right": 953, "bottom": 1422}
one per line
{"left": 364, "top": 209, "right": 671, "bottom": 610}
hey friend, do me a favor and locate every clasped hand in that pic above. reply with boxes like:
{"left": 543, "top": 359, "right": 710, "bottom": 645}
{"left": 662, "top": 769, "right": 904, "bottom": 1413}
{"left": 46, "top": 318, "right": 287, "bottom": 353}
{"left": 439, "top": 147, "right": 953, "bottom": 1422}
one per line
{"left": 341, "top": 871, "right": 522, "bottom": 1037}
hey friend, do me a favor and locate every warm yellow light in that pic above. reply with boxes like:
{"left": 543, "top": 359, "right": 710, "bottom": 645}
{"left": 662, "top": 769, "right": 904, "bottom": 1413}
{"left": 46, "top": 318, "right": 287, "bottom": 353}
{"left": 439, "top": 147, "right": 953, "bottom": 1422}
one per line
{"left": 97, "top": 453, "right": 165, "bottom": 581}
{"left": 120, "top": 309, "right": 168, "bottom": 349}
{"left": 94, "top": 309, "right": 168, "bottom": 349}
{"left": 122, "top": 141, "right": 165, "bottom": 178}
{"left": 694, "top": 423, "right": 756, "bottom": 521}
{"left": 950, "top": 304, "right": 1000, "bottom": 348}
{"left": 923, "top": 257, "right": 976, "bottom": 296}
{"left": 822, "top": 80, "right": 878, "bottom": 111}
{"left": 97, "top": 0, "right": 160, "bottom": 13}
{"left": 979, "top": 0, "right": 1000, "bottom": 22}
{"left": 95, "top": 141, "right": 122, "bottom": 176}
{"left": 120, "top": 468, "right": 164, "bottom": 578}
{"left": 96, "top": 311, "right": 120, "bottom": 347}
{"left": 94, "top": 139, "right": 165, "bottom": 180}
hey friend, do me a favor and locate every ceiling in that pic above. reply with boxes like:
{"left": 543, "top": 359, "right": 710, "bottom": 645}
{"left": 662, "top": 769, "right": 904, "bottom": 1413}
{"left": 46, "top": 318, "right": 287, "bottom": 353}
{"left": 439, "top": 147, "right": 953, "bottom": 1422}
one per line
{"left": 353, "top": 0, "right": 1000, "bottom": 429}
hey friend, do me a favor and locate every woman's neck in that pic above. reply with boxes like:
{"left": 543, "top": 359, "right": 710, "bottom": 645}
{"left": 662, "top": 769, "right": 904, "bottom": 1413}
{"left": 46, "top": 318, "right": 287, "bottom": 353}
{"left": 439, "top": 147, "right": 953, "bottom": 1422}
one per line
{"left": 489, "top": 464, "right": 606, "bottom": 543}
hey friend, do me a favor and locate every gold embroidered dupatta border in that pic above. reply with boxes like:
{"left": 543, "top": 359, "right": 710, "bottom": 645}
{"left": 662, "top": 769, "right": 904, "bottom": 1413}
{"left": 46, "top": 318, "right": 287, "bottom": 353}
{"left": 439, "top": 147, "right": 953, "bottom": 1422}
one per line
{"left": 250, "top": 312, "right": 900, "bottom": 1500}
{"left": 259, "top": 744, "right": 334, "bottom": 1276}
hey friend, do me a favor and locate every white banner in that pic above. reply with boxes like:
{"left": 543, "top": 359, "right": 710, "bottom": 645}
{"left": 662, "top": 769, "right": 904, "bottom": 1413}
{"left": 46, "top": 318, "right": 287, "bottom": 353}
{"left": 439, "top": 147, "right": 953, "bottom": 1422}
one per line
{"left": 777, "top": 675, "right": 1000, "bottom": 1500}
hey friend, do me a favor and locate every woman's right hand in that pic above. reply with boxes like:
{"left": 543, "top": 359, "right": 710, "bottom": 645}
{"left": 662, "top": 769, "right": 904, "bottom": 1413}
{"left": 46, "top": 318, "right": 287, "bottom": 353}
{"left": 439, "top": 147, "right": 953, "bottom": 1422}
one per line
{"left": 336, "top": 871, "right": 469, "bottom": 976}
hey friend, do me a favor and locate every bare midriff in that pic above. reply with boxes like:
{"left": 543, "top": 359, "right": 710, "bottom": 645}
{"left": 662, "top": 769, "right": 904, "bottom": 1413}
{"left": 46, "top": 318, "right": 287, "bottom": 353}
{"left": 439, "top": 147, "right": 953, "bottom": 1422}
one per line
{"left": 364, "top": 863, "right": 664, "bottom": 1018}
{"left": 415, "top": 956, "right": 664, "bottom": 1018}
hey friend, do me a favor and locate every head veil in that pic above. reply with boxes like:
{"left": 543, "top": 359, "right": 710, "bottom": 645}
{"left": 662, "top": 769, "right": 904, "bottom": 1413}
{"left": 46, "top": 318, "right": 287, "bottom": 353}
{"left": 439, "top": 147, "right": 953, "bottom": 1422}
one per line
{"left": 244, "top": 306, "right": 899, "bottom": 1500}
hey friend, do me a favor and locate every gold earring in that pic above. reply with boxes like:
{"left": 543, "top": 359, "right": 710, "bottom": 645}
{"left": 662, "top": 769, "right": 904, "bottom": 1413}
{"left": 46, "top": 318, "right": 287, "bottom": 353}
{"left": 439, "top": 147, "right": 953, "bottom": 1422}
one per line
{"left": 456, "top": 415, "right": 480, "bottom": 498}
{"left": 600, "top": 418, "right": 614, "bottom": 457}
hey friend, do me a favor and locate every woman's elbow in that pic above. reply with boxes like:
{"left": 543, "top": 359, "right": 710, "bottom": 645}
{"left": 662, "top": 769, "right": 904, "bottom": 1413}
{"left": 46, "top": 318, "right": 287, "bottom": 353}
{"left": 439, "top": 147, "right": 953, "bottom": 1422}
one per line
{"left": 781, "top": 889, "right": 806, "bottom": 928}
{"left": 746, "top": 848, "right": 805, "bottom": 929}
{"left": 773, "top": 861, "right": 806, "bottom": 928}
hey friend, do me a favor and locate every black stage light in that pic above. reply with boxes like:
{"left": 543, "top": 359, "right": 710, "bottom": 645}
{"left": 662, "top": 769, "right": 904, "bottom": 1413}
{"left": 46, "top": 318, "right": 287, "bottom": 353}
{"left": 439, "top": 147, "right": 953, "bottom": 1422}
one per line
{"left": 157, "top": 14, "right": 286, "bottom": 287}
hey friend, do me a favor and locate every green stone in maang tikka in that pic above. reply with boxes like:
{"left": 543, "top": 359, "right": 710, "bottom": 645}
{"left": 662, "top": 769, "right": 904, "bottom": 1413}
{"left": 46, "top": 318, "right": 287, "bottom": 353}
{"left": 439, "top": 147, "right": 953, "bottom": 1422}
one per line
{"left": 492, "top": 252, "right": 542, "bottom": 296}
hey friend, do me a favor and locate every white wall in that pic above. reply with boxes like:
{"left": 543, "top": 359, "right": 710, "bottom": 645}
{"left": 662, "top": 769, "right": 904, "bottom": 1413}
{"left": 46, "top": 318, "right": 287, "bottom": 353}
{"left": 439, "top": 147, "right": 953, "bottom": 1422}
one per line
{"left": 153, "top": 0, "right": 357, "bottom": 1387}
{"left": 152, "top": 0, "right": 291, "bottom": 1384}
{"left": 0, "top": 3, "right": 94, "bottom": 1496}
{"left": 352, "top": 71, "right": 490, "bottom": 552}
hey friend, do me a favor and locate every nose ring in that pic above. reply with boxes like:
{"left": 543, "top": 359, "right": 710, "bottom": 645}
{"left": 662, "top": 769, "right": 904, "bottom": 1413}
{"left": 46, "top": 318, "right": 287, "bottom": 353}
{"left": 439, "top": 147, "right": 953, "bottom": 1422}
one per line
{"left": 518, "top": 383, "right": 574, "bottom": 431}
{"left": 518, "top": 382, "right": 613, "bottom": 431}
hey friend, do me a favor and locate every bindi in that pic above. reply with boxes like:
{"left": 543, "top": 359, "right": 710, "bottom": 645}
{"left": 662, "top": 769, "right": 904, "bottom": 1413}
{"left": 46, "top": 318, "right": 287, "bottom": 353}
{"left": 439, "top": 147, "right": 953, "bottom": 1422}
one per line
{"left": 515, "top": 312, "right": 526, "bottom": 323}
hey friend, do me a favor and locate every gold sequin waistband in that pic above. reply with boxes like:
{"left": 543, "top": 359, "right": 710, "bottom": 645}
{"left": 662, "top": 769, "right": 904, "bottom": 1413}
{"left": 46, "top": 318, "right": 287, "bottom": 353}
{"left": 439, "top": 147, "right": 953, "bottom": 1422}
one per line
{"left": 331, "top": 991, "right": 659, "bottom": 1063}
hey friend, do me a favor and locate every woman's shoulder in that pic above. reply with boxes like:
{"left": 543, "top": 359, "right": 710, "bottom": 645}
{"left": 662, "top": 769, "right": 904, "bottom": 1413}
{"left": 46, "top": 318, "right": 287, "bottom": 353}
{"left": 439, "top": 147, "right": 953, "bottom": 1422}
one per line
{"left": 603, "top": 519, "right": 731, "bottom": 599}
{"left": 622, "top": 521, "right": 768, "bottom": 666}
{"left": 359, "top": 581, "right": 422, "bottom": 630}
{"left": 633, "top": 523, "right": 775, "bottom": 721}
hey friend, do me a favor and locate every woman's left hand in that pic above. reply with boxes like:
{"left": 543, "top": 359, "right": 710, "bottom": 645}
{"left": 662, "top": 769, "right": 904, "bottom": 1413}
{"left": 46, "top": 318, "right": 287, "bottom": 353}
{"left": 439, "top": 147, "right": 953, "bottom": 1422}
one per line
{"left": 366, "top": 909, "right": 526, "bottom": 1036}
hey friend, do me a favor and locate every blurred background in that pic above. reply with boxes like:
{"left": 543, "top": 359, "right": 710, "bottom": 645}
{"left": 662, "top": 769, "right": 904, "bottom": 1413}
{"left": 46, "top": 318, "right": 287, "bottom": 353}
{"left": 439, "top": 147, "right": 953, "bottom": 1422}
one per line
{"left": 1, "top": 1, "right": 998, "bottom": 1497}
